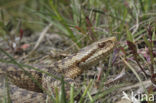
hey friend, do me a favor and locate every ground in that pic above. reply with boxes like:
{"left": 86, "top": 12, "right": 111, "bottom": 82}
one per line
{"left": 0, "top": 0, "right": 156, "bottom": 103}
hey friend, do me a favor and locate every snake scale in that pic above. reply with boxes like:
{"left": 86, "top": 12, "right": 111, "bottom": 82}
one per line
{"left": 0, "top": 37, "right": 116, "bottom": 103}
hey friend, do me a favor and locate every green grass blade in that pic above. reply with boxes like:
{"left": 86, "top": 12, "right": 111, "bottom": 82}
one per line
{"left": 69, "top": 83, "right": 74, "bottom": 103}
{"left": 79, "top": 80, "right": 93, "bottom": 103}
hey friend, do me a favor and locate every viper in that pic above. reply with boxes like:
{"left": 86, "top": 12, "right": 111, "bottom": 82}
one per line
{"left": 0, "top": 37, "right": 116, "bottom": 103}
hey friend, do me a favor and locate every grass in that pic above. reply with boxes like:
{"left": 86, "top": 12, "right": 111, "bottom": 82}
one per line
{"left": 0, "top": 0, "right": 156, "bottom": 102}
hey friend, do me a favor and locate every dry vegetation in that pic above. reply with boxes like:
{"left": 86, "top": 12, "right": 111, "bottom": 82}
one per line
{"left": 0, "top": 0, "right": 156, "bottom": 103}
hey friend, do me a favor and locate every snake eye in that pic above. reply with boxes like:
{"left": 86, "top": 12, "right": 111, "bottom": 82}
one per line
{"left": 98, "top": 40, "right": 113, "bottom": 48}
{"left": 98, "top": 42, "right": 106, "bottom": 48}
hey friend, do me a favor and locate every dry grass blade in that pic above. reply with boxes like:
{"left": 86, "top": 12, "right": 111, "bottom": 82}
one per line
{"left": 120, "top": 56, "right": 148, "bottom": 94}
{"left": 31, "top": 23, "right": 53, "bottom": 53}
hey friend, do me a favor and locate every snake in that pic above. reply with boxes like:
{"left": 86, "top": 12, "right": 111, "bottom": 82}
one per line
{"left": 0, "top": 37, "right": 116, "bottom": 103}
